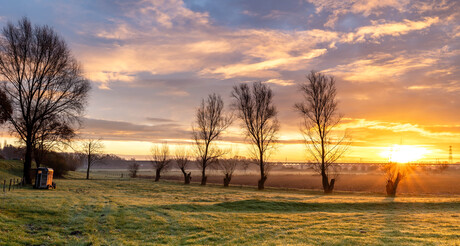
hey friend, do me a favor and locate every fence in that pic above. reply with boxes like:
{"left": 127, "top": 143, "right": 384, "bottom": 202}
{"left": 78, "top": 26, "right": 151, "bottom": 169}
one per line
{"left": 2, "top": 178, "right": 24, "bottom": 193}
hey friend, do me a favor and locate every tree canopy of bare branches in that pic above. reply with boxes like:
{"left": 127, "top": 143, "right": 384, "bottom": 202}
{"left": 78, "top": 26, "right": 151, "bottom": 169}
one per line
{"left": 80, "top": 138, "right": 105, "bottom": 180}
{"left": 151, "top": 143, "right": 171, "bottom": 182}
{"left": 174, "top": 147, "right": 192, "bottom": 184}
{"left": 0, "top": 18, "right": 90, "bottom": 184}
{"left": 295, "top": 71, "right": 349, "bottom": 193}
{"left": 0, "top": 89, "right": 11, "bottom": 124}
{"left": 382, "top": 162, "right": 415, "bottom": 196}
{"left": 231, "top": 82, "right": 279, "bottom": 190}
{"left": 193, "top": 93, "right": 232, "bottom": 185}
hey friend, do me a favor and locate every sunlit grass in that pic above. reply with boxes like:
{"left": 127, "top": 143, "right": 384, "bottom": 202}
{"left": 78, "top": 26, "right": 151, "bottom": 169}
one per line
{"left": 0, "top": 173, "right": 459, "bottom": 245}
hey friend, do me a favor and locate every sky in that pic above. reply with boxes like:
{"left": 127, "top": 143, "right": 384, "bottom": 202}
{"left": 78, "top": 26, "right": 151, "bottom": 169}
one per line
{"left": 0, "top": 0, "right": 459, "bottom": 162}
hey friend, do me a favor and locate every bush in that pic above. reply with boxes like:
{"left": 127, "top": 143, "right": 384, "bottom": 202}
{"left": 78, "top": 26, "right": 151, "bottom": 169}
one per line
{"left": 128, "top": 159, "right": 140, "bottom": 178}
{"left": 43, "top": 152, "right": 69, "bottom": 178}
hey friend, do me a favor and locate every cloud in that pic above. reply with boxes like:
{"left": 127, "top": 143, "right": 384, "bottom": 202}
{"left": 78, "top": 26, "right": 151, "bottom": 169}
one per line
{"left": 146, "top": 117, "right": 175, "bottom": 123}
{"left": 264, "top": 79, "right": 295, "bottom": 86}
{"left": 201, "top": 48, "right": 327, "bottom": 79}
{"left": 308, "top": 0, "right": 411, "bottom": 27}
{"left": 342, "top": 17, "right": 439, "bottom": 43}
{"left": 323, "top": 52, "right": 438, "bottom": 82}
{"left": 80, "top": 117, "right": 190, "bottom": 142}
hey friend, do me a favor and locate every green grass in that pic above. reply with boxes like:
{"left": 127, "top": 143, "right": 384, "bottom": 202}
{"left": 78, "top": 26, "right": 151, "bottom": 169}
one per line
{"left": 0, "top": 173, "right": 459, "bottom": 245}
{"left": 0, "top": 160, "right": 23, "bottom": 180}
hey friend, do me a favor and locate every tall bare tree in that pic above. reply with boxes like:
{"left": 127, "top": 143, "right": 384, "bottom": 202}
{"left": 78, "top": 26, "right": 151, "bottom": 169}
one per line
{"left": 151, "top": 143, "right": 171, "bottom": 182}
{"left": 232, "top": 82, "right": 279, "bottom": 190}
{"left": 80, "top": 138, "right": 105, "bottom": 180}
{"left": 383, "top": 162, "right": 415, "bottom": 196}
{"left": 174, "top": 147, "right": 192, "bottom": 184}
{"left": 0, "top": 18, "right": 90, "bottom": 184}
{"left": 295, "top": 71, "right": 349, "bottom": 193}
{"left": 193, "top": 93, "right": 232, "bottom": 185}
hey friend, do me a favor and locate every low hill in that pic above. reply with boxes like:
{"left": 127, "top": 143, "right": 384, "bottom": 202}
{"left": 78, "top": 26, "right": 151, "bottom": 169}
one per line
{"left": 0, "top": 159, "right": 22, "bottom": 180}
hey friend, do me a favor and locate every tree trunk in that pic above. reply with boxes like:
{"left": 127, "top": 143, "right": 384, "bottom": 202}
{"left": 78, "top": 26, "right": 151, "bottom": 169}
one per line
{"left": 386, "top": 177, "right": 400, "bottom": 196}
{"left": 201, "top": 165, "right": 207, "bottom": 185}
{"left": 223, "top": 173, "right": 231, "bottom": 187}
{"left": 321, "top": 171, "right": 334, "bottom": 194}
{"left": 258, "top": 175, "right": 267, "bottom": 190}
{"left": 155, "top": 168, "right": 161, "bottom": 182}
{"left": 23, "top": 140, "right": 33, "bottom": 184}
{"left": 86, "top": 161, "right": 90, "bottom": 180}
{"left": 181, "top": 168, "right": 191, "bottom": 184}
{"left": 258, "top": 156, "right": 266, "bottom": 190}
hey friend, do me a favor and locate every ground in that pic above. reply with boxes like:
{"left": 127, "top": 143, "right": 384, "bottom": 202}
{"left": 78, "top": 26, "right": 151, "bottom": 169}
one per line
{"left": 1, "top": 161, "right": 460, "bottom": 245}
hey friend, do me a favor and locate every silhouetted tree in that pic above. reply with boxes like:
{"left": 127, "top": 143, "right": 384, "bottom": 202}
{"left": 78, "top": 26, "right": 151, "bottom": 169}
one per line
{"left": 193, "top": 93, "right": 232, "bottom": 185}
{"left": 151, "top": 143, "right": 171, "bottom": 182}
{"left": 232, "top": 82, "right": 279, "bottom": 190}
{"left": 295, "top": 71, "right": 349, "bottom": 193}
{"left": 174, "top": 147, "right": 191, "bottom": 184}
{"left": 80, "top": 138, "right": 105, "bottom": 180}
{"left": 128, "top": 158, "right": 140, "bottom": 178}
{"left": 0, "top": 18, "right": 90, "bottom": 184}
{"left": 383, "top": 162, "right": 415, "bottom": 196}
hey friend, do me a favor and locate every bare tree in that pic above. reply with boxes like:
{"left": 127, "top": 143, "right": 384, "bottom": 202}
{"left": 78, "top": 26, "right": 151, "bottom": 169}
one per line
{"left": 174, "top": 147, "right": 192, "bottom": 184}
{"left": 151, "top": 143, "right": 171, "bottom": 182}
{"left": 80, "top": 138, "right": 105, "bottom": 180}
{"left": 0, "top": 18, "right": 90, "bottom": 184}
{"left": 231, "top": 82, "right": 279, "bottom": 190}
{"left": 295, "top": 71, "right": 349, "bottom": 193}
{"left": 382, "top": 162, "right": 415, "bottom": 196}
{"left": 193, "top": 93, "right": 232, "bottom": 185}
{"left": 128, "top": 158, "right": 140, "bottom": 178}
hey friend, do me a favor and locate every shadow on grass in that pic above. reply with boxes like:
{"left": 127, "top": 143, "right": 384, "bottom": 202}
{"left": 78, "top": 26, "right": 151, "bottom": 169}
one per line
{"left": 160, "top": 199, "right": 460, "bottom": 213}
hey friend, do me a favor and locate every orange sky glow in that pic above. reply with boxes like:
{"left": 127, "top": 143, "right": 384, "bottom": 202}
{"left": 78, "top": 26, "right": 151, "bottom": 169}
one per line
{"left": 0, "top": 0, "right": 458, "bottom": 163}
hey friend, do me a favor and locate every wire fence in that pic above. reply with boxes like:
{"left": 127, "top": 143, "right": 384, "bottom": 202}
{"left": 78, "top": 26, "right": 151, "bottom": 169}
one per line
{"left": 2, "top": 178, "right": 24, "bottom": 193}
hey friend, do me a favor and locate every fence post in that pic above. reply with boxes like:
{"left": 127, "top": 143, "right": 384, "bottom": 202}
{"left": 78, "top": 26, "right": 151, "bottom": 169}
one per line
{"left": 3, "top": 180, "right": 5, "bottom": 192}
{"left": 9, "top": 179, "right": 12, "bottom": 191}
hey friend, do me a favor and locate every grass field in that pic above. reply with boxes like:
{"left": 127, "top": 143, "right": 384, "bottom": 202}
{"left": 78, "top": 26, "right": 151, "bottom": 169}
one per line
{"left": 1, "top": 161, "right": 460, "bottom": 245}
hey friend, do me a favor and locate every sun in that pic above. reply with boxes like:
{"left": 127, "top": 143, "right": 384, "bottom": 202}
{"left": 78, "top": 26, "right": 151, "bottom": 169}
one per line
{"left": 380, "top": 145, "right": 429, "bottom": 163}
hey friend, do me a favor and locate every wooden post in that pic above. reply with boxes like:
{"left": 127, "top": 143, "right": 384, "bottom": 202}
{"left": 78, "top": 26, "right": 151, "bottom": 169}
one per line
{"left": 3, "top": 180, "right": 5, "bottom": 192}
{"left": 9, "top": 179, "right": 12, "bottom": 191}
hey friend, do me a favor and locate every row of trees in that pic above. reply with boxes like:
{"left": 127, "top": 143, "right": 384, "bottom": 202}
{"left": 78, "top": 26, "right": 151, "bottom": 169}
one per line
{"left": 148, "top": 143, "right": 249, "bottom": 187}
{"left": 189, "top": 71, "right": 348, "bottom": 193}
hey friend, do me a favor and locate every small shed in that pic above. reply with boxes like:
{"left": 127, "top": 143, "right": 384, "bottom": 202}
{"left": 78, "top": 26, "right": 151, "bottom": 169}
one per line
{"left": 34, "top": 167, "right": 56, "bottom": 189}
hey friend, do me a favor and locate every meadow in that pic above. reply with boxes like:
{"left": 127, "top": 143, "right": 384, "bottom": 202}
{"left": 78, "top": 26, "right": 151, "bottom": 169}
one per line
{"left": 1, "top": 160, "right": 460, "bottom": 245}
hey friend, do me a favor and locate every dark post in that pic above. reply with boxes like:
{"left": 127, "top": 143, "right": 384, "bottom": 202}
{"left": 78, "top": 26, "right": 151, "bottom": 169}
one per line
{"left": 9, "top": 179, "right": 12, "bottom": 191}
{"left": 3, "top": 180, "right": 5, "bottom": 192}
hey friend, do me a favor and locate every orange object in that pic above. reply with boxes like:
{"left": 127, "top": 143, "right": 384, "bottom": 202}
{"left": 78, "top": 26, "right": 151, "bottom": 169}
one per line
{"left": 34, "top": 167, "right": 56, "bottom": 189}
